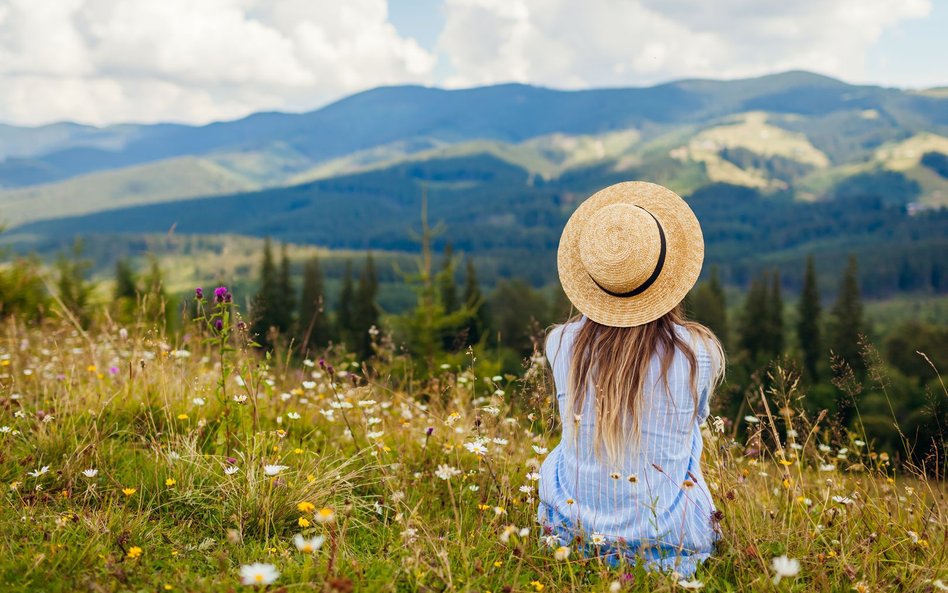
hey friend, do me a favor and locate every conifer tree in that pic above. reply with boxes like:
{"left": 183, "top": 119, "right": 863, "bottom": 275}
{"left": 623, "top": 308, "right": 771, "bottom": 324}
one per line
{"left": 439, "top": 243, "right": 459, "bottom": 314}
{"left": 797, "top": 255, "right": 822, "bottom": 381}
{"left": 739, "top": 271, "right": 770, "bottom": 364}
{"left": 298, "top": 257, "right": 329, "bottom": 352}
{"left": 354, "top": 253, "right": 380, "bottom": 359}
{"left": 831, "top": 255, "right": 864, "bottom": 376}
{"left": 767, "top": 269, "right": 784, "bottom": 357}
{"left": 462, "top": 257, "right": 487, "bottom": 346}
{"left": 114, "top": 259, "right": 138, "bottom": 301}
{"left": 336, "top": 261, "right": 355, "bottom": 347}
{"left": 251, "top": 238, "right": 279, "bottom": 346}
{"left": 275, "top": 244, "right": 295, "bottom": 333}
{"left": 689, "top": 266, "right": 728, "bottom": 346}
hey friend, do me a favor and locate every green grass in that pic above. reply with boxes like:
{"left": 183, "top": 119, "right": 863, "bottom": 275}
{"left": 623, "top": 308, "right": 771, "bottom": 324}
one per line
{"left": 0, "top": 308, "right": 945, "bottom": 592}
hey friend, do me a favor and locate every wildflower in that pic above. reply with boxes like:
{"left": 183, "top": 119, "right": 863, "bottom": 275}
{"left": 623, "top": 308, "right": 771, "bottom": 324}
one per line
{"left": 445, "top": 412, "right": 461, "bottom": 426}
{"left": 239, "top": 563, "right": 280, "bottom": 586}
{"left": 712, "top": 416, "right": 725, "bottom": 433}
{"left": 233, "top": 395, "right": 248, "bottom": 404}
{"left": 127, "top": 546, "right": 143, "bottom": 559}
{"left": 832, "top": 495, "right": 854, "bottom": 505}
{"left": 195, "top": 287, "right": 204, "bottom": 299}
{"left": 500, "top": 525, "right": 518, "bottom": 543}
{"left": 931, "top": 579, "right": 948, "bottom": 591}
{"left": 314, "top": 507, "right": 335, "bottom": 524}
{"left": 465, "top": 440, "right": 489, "bottom": 456}
{"left": 852, "top": 582, "right": 869, "bottom": 593}
{"left": 297, "top": 501, "right": 316, "bottom": 513}
{"left": 293, "top": 533, "right": 325, "bottom": 553}
{"left": 678, "top": 579, "right": 705, "bottom": 589}
{"left": 820, "top": 464, "right": 837, "bottom": 472}
{"left": 554, "top": 546, "right": 570, "bottom": 560}
{"left": 224, "top": 466, "right": 239, "bottom": 475}
{"left": 298, "top": 517, "right": 310, "bottom": 528}
{"left": 82, "top": 469, "right": 98, "bottom": 478}
{"left": 818, "top": 444, "right": 832, "bottom": 452}
{"left": 193, "top": 397, "right": 206, "bottom": 406}
{"left": 565, "top": 498, "right": 575, "bottom": 505}
{"left": 367, "top": 431, "right": 385, "bottom": 440}
{"left": 541, "top": 534, "right": 560, "bottom": 548}
{"left": 610, "top": 581, "right": 621, "bottom": 592}
{"left": 744, "top": 415, "right": 760, "bottom": 424}
{"left": 519, "top": 485, "right": 532, "bottom": 494}
{"left": 590, "top": 532, "right": 606, "bottom": 546}
{"left": 681, "top": 479, "right": 695, "bottom": 491}
{"left": 526, "top": 472, "right": 540, "bottom": 481}
{"left": 122, "top": 487, "right": 136, "bottom": 496}
{"left": 165, "top": 478, "right": 176, "bottom": 487}
{"left": 435, "top": 465, "right": 461, "bottom": 480}
{"left": 627, "top": 474, "right": 639, "bottom": 484}
{"left": 263, "top": 465, "right": 288, "bottom": 476}
{"left": 853, "top": 439, "right": 865, "bottom": 447}
{"left": 771, "top": 555, "right": 800, "bottom": 584}
{"left": 213, "top": 286, "right": 229, "bottom": 303}
{"left": 28, "top": 465, "right": 50, "bottom": 478}
{"left": 530, "top": 581, "right": 544, "bottom": 591}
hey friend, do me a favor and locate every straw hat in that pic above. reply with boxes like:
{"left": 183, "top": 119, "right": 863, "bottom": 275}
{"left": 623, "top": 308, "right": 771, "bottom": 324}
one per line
{"left": 557, "top": 181, "right": 703, "bottom": 327}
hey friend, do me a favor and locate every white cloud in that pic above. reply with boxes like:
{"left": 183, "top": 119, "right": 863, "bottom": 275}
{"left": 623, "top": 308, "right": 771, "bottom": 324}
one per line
{"left": 437, "top": 0, "right": 932, "bottom": 88}
{"left": 0, "top": 0, "right": 436, "bottom": 125}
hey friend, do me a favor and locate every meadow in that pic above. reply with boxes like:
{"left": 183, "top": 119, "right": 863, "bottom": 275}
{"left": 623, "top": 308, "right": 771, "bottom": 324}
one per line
{"left": 0, "top": 289, "right": 945, "bottom": 593}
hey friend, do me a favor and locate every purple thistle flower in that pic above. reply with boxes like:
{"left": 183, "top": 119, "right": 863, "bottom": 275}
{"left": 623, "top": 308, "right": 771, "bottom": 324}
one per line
{"left": 225, "top": 457, "right": 237, "bottom": 465}
{"left": 214, "top": 318, "right": 223, "bottom": 331}
{"left": 195, "top": 287, "right": 204, "bottom": 299}
{"left": 109, "top": 366, "right": 119, "bottom": 375}
{"left": 214, "top": 286, "right": 229, "bottom": 303}
{"left": 425, "top": 426, "right": 434, "bottom": 436}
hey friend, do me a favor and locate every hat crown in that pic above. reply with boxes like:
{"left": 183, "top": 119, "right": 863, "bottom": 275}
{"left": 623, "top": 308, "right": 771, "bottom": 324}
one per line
{"left": 578, "top": 203, "right": 662, "bottom": 294}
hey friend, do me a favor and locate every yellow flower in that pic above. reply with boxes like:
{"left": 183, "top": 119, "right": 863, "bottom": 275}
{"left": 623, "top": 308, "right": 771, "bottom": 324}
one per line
{"left": 298, "top": 517, "right": 310, "bottom": 528}
{"left": 293, "top": 448, "right": 304, "bottom": 455}
{"left": 177, "top": 413, "right": 188, "bottom": 420}
{"left": 565, "top": 498, "right": 575, "bottom": 505}
{"left": 779, "top": 459, "right": 793, "bottom": 466}
{"left": 306, "top": 474, "right": 316, "bottom": 483}
{"left": 315, "top": 507, "right": 335, "bottom": 524}
{"left": 87, "top": 365, "right": 97, "bottom": 373}
{"left": 122, "top": 487, "right": 136, "bottom": 496}
{"left": 127, "top": 546, "right": 143, "bottom": 559}
{"left": 783, "top": 478, "right": 792, "bottom": 489}
{"left": 165, "top": 478, "right": 176, "bottom": 487}
{"left": 478, "top": 504, "right": 491, "bottom": 511}
{"left": 164, "top": 586, "right": 173, "bottom": 591}
{"left": 493, "top": 560, "right": 502, "bottom": 568}
{"left": 297, "top": 501, "right": 316, "bottom": 513}
{"left": 530, "top": 580, "right": 544, "bottom": 591}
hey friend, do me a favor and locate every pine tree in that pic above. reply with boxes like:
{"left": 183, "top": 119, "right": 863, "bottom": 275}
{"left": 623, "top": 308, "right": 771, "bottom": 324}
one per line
{"left": 739, "top": 271, "right": 770, "bottom": 365}
{"left": 831, "top": 254, "right": 864, "bottom": 376}
{"left": 767, "top": 269, "right": 784, "bottom": 357}
{"left": 336, "top": 261, "right": 355, "bottom": 347}
{"left": 251, "top": 238, "right": 279, "bottom": 347}
{"left": 439, "top": 243, "right": 459, "bottom": 314}
{"left": 298, "top": 257, "right": 329, "bottom": 352}
{"left": 354, "top": 253, "right": 380, "bottom": 359}
{"left": 275, "top": 244, "right": 295, "bottom": 334}
{"left": 462, "top": 257, "right": 487, "bottom": 346}
{"left": 438, "top": 243, "right": 462, "bottom": 350}
{"left": 114, "top": 259, "right": 138, "bottom": 301}
{"left": 797, "top": 255, "right": 822, "bottom": 381}
{"left": 689, "top": 266, "right": 728, "bottom": 346}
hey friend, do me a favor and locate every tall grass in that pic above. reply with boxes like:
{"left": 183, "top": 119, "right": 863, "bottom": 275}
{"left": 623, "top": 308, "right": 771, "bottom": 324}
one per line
{"left": 0, "top": 299, "right": 944, "bottom": 592}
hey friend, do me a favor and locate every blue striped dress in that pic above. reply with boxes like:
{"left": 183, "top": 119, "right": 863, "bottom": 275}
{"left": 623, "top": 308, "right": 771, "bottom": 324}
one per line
{"left": 537, "top": 316, "right": 718, "bottom": 577}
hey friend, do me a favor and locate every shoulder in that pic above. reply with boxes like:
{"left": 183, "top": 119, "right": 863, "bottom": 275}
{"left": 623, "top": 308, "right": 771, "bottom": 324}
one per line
{"left": 544, "top": 317, "right": 585, "bottom": 365}
{"left": 674, "top": 323, "right": 713, "bottom": 367}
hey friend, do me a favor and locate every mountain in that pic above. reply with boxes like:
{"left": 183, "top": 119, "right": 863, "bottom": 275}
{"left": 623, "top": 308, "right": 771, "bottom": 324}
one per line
{"left": 2, "top": 71, "right": 947, "bottom": 303}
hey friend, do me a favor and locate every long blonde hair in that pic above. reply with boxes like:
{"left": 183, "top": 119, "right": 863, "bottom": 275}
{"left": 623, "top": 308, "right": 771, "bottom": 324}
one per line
{"left": 554, "top": 305, "right": 724, "bottom": 464}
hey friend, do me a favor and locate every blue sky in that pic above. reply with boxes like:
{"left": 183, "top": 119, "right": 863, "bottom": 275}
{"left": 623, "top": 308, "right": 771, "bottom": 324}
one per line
{"left": 0, "top": 0, "right": 944, "bottom": 125}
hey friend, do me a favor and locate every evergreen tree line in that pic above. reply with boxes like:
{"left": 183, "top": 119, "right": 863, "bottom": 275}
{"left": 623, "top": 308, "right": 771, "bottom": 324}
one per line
{"left": 687, "top": 255, "right": 866, "bottom": 383}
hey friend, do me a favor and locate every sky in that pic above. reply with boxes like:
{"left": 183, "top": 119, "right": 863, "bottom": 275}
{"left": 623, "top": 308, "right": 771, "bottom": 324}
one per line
{"left": 0, "top": 0, "right": 945, "bottom": 126}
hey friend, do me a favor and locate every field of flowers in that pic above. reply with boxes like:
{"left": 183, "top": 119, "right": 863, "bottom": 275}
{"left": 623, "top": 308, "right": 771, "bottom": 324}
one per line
{"left": 0, "top": 288, "right": 945, "bottom": 592}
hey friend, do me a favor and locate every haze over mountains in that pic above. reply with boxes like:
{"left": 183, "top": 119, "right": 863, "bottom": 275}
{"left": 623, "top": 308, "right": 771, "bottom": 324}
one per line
{"left": 1, "top": 70, "right": 947, "bottom": 298}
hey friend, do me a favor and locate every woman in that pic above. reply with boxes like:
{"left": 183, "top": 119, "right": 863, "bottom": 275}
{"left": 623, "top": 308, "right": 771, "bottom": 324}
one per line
{"left": 538, "top": 181, "right": 725, "bottom": 577}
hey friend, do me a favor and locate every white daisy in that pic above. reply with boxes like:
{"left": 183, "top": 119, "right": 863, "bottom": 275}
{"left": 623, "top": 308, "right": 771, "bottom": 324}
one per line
{"left": 771, "top": 555, "right": 800, "bottom": 584}
{"left": 293, "top": 533, "right": 326, "bottom": 553}
{"left": 239, "top": 562, "right": 280, "bottom": 586}
{"left": 263, "top": 465, "right": 288, "bottom": 476}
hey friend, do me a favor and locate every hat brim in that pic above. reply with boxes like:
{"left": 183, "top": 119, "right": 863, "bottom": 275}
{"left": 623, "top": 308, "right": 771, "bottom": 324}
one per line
{"left": 557, "top": 181, "right": 703, "bottom": 327}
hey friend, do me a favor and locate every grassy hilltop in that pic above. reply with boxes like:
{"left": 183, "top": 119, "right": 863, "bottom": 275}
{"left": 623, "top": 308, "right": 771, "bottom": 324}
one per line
{"left": 0, "top": 294, "right": 945, "bottom": 592}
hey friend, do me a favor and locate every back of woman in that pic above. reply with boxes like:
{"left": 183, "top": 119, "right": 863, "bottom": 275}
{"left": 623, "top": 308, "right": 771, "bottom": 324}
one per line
{"left": 537, "top": 181, "right": 724, "bottom": 578}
